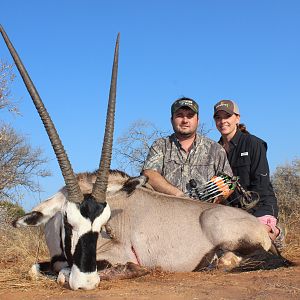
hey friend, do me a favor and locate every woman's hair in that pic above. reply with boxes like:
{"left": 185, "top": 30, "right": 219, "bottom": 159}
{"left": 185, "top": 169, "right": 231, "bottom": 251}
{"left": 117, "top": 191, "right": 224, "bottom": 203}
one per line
{"left": 238, "top": 123, "right": 250, "bottom": 134}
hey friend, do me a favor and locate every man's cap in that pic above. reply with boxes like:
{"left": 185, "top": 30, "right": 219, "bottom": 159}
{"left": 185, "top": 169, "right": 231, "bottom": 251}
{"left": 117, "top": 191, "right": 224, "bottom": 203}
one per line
{"left": 171, "top": 98, "right": 199, "bottom": 115}
{"left": 214, "top": 100, "right": 239, "bottom": 116}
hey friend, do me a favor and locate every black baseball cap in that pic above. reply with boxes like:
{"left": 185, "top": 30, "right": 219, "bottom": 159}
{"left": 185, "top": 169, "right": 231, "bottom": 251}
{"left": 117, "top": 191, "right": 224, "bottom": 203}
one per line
{"left": 171, "top": 98, "right": 199, "bottom": 115}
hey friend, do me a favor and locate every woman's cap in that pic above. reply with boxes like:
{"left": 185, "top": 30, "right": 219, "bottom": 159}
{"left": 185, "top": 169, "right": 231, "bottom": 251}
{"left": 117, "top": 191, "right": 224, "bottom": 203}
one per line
{"left": 214, "top": 100, "right": 239, "bottom": 116}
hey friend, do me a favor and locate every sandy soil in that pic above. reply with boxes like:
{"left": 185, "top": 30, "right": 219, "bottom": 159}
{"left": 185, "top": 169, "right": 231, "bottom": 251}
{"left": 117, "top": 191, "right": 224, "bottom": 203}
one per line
{"left": 1, "top": 258, "right": 299, "bottom": 300}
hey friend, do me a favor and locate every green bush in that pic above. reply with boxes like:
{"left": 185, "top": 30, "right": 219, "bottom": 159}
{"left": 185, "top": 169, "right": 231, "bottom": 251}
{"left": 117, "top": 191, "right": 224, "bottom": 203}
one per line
{"left": 0, "top": 200, "right": 25, "bottom": 225}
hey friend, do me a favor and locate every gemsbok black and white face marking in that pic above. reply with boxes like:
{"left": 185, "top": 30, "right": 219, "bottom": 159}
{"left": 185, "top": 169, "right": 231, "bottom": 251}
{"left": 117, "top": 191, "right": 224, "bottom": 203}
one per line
{"left": 62, "top": 196, "right": 111, "bottom": 290}
{"left": 0, "top": 25, "right": 119, "bottom": 290}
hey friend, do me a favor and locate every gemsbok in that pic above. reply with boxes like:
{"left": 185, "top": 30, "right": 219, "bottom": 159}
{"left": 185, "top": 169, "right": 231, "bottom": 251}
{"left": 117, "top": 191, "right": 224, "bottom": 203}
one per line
{"left": 0, "top": 25, "right": 290, "bottom": 291}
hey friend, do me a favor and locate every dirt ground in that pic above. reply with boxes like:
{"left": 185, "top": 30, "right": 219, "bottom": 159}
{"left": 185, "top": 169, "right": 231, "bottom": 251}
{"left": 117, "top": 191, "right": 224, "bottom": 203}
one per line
{"left": 1, "top": 258, "right": 299, "bottom": 300}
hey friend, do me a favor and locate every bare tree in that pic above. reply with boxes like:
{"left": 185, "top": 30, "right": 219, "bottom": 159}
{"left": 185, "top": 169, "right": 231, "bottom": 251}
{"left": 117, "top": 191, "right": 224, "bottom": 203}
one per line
{"left": 272, "top": 158, "right": 300, "bottom": 228}
{"left": 272, "top": 159, "right": 300, "bottom": 203}
{"left": 0, "top": 124, "right": 50, "bottom": 202}
{"left": 0, "top": 60, "right": 18, "bottom": 114}
{"left": 113, "top": 120, "right": 169, "bottom": 175}
{"left": 113, "top": 120, "right": 210, "bottom": 176}
{"left": 0, "top": 61, "right": 50, "bottom": 204}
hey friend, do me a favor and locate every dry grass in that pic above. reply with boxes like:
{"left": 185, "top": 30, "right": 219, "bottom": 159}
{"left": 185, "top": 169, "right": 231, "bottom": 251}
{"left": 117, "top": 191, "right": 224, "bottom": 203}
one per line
{"left": 0, "top": 225, "right": 58, "bottom": 291}
{"left": 281, "top": 219, "right": 300, "bottom": 260}
{"left": 0, "top": 215, "right": 299, "bottom": 292}
{"left": 277, "top": 203, "right": 300, "bottom": 259}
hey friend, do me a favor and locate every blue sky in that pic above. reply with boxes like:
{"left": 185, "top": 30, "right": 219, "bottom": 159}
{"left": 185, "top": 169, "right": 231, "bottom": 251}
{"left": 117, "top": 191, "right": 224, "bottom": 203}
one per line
{"left": 1, "top": 1, "right": 299, "bottom": 211}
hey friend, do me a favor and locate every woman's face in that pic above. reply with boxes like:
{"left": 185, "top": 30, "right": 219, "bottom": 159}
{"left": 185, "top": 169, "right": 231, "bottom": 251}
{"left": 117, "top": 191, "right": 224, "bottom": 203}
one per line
{"left": 214, "top": 111, "right": 240, "bottom": 138}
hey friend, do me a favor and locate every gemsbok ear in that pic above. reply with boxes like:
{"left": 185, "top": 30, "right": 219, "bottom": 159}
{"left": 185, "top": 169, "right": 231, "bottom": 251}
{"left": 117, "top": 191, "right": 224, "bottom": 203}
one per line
{"left": 12, "top": 192, "right": 66, "bottom": 227}
{"left": 121, "top": 175, "right": 148, "bottom": 196}
{"left": 13, "top": 211, "right": 45, "bottom": 227}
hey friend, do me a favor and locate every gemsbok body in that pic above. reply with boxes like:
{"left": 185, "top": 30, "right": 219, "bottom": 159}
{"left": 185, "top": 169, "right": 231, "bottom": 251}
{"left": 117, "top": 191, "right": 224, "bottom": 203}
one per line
{"left": 0, "top": 25, "right": 289, "bottom": 291}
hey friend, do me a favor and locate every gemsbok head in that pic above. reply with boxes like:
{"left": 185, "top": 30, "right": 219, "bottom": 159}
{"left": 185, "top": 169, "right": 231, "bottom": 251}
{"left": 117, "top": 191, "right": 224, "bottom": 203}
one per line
{"left": 0, "top": 25, "right": 119, "bottom": 290}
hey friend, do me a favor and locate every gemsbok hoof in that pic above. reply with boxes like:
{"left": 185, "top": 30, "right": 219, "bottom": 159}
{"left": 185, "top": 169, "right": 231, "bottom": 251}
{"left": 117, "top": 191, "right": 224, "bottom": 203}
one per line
{"left": 57, "top": 268, "right": 70, "bottom": 287}
{"left": 218, "top": 251, "right": 242, "bottom": 271}
{"left": 28, "top": 264, "right": 40, "bottom": 280}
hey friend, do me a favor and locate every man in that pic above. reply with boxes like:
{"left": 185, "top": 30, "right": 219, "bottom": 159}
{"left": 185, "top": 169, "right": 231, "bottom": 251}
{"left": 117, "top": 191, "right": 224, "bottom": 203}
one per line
{"left": 213, "top": 99, "right": 283, "bottom": 244}
{"left": 142, "top": 97, "right": 232, "bottom": 198}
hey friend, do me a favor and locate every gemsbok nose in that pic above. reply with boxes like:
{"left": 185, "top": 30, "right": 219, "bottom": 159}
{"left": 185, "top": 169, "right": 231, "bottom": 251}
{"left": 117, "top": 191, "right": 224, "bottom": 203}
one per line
{"left": 69, "top": 268, "right": 100, "bottom": 290}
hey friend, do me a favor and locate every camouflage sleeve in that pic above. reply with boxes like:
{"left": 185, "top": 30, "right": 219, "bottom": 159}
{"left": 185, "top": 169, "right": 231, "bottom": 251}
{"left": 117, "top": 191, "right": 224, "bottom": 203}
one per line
{"left": 142, "top": 139, "right": 165, "bottom": 174}
{"left": 215, "top": 144, "right": 233, "bottom": 176}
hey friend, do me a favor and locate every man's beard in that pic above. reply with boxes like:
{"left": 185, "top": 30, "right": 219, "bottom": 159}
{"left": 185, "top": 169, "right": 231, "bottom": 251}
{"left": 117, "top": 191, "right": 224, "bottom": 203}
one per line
{"left": 175, "top": 129, "right": 196, "bottom": 139}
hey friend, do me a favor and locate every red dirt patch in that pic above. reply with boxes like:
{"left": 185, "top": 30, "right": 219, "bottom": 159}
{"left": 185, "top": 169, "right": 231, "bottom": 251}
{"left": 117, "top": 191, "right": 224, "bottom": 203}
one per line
{"left": 1, "top": 259, "right": 300, "bottom": 300}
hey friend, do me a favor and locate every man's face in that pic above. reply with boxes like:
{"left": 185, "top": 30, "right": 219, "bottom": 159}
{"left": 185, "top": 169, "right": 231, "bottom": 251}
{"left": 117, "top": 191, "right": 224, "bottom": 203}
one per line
{"left": 214, "top": 110, "right": 240, "bottom": 136}
{"left": 171, "top": 107, "right": 199, "bottom": 138}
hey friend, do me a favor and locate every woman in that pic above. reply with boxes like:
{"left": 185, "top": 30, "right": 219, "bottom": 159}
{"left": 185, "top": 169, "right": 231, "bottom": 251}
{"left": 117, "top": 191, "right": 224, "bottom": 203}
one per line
{"left": 213, "top": 99, "right": 283, "bottom": 245}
